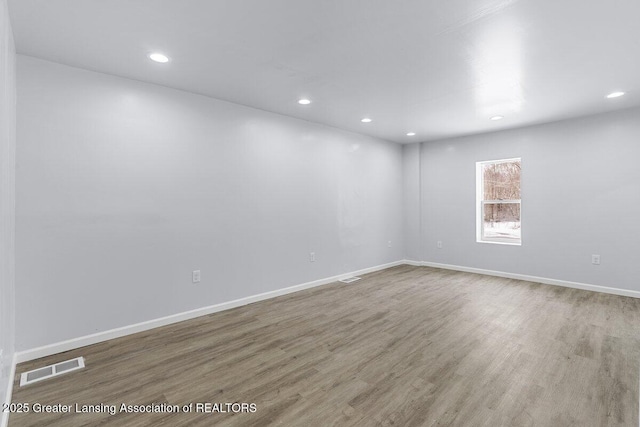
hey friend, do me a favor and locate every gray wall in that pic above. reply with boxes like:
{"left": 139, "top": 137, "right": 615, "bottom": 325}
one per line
{"left": 0, "top": 0, "right": 16, "bottom": 405}
{"left": 14, "top": 53, "right": 640, "bottom": 353}
{"left": 405, "top": 107, "right": 640, "bottom": 292}
{"left": 402, "top": 143, "right": 421, "bottom": 261}
{"left": 15, "top": 56, "right": 404, "bottom": 351}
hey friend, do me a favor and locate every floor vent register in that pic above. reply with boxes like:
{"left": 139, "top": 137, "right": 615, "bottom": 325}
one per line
{"left": 20, "top": 356, "right": 85, "bottom": 386}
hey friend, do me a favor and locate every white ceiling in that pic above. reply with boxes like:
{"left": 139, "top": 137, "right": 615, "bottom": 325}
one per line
{"left": 8, "top": 0, "right": 640, "bottom": 143}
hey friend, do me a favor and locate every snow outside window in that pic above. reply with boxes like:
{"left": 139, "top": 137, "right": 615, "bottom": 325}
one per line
{"left": 476, "top": 158, "right": 521, "bottom": 245}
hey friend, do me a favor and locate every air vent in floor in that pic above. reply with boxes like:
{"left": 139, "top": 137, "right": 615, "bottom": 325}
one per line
{"left": 339, "top": 276, "right": 361, "bottom": 284}
{"left": 20, "top": 357, "right": 85, "bottom": 386}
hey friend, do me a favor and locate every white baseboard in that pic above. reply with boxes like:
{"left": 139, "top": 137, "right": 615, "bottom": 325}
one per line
{"left": 16, "top": 258, "right": 638, "bottom": 366}
{"left": 416, "top": 260, "right": 640, "bottom": 299}
{"left": 15, "top": 260, "right": 408, "bottom": 364}
{"left": 1, "top": 353, "right": 16, "bottom": 427}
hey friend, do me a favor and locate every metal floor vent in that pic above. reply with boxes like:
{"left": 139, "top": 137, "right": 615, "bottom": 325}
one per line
{"left": 339, "top": 276, "right": 361, "bottom": 284}
{"left": 20, "top": 357, "right": 85, "bottom": 387}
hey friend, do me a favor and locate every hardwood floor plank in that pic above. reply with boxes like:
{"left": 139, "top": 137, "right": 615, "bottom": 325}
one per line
{"left": 9, "top": 265, "right": 640, "bottom": 426}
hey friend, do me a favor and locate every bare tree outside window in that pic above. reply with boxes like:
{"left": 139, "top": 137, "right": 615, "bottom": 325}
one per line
{"left": 477, "top": 158, "right": 521, "bottom": 244}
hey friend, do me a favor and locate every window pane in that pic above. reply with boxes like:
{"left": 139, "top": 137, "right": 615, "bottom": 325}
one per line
{"left": 483, "top": 160, "right": 521, "bottom": 200}
{"left": 483, "top": 202, "right": 520, "bottom": 241}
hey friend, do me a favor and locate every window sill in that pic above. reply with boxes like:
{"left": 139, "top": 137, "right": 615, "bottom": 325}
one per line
{"left": 476, "top": 239, "right": 521, "bottom": 246}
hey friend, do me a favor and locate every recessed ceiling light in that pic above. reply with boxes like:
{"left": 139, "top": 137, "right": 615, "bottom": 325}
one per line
{"left": 406, "top": 132, "right": 416, "bottom": 136}
{"left": 606, "top": 91, "right": 625, "bottom": 99}
{"left": 361, "top": 118, "right": 372, "bottom": 123}
{"left": 490, "top": 115, "right": 504, "bottom": 121}
{"left": 298, "top": 99, "right": 311, "bottom": 105}
{"left": 149, "top": 53, "right": 169, "bottom": 63}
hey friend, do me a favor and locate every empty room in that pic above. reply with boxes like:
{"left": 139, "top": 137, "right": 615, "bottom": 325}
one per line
{"left": 1, "top": 0, "right": 640, "bottom": 426}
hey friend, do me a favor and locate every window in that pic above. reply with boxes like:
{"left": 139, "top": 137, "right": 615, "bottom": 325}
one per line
{"left": 476, "top": 158, "right": 521, "bottom": 245}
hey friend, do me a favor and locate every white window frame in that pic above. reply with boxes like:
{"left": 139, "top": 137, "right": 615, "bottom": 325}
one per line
{"left": 476, "top": 157, "right": 521, "bottom": 245}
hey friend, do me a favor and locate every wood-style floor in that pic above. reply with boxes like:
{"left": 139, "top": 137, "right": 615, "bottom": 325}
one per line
{"left": 9, "top": 265, "right": 640, "bottom": 426}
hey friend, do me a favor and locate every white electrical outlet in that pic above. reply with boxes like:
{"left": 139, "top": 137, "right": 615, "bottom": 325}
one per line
{"left": 437, "top": 241, "right": 443, "bottom": 249}
{"left": 309, "top": 252, "right": 316, "bottom": 262}
{"left": 192, "top": 270, "right": 201, "bottom": 283}
{"left": 591, "top": 255, "right": 600, "bottom": 265}
{"left": 388, "top": 241, "right": 392, "bottom": 248}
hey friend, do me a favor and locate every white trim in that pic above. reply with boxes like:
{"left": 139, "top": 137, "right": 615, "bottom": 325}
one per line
{"left": 418, "top": 261, "right": 640, "bottom": 299}
{"left": 477, "top": 157, "right": 522, "bottom": 166}
{"left": 15, "top": 258, "right": 637, "bottom": 367}
{"left": 476, "top": 157, "right": 522, "bottom": 245}
{"left": 476, "top": 239, "right": 521, "bottom": 246}
{"left": 2, "top": 354, "right": 17, "bottom": 427}
{"left": 15, "top": 260, "right": 407, "bottom": 364}
{"left": 479, "top": 230, "right": 522, "bottom": 245}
